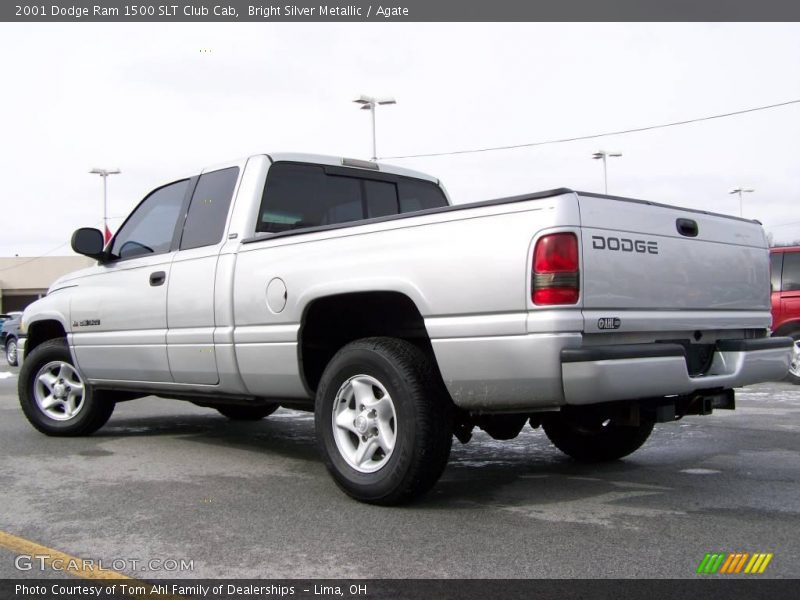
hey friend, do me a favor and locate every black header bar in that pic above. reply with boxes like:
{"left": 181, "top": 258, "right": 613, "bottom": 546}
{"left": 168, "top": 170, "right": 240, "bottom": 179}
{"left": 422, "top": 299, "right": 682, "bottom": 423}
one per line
{"left": 4, "top": 1, "right": 800, "bottom": 22}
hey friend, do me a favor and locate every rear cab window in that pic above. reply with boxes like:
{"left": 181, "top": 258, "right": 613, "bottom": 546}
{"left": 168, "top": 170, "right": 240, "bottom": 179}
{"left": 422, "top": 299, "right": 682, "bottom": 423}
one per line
{"left": 256, "top": 162, "right": 447, "bottom": 234}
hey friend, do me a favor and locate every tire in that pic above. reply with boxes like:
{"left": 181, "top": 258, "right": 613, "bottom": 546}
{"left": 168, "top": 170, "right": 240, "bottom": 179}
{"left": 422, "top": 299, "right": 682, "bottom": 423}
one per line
{"left": 6, "top": 337, "right": 18, "bottom": 366}
{"left": 216, "top": 404, "right": 278, "bottom": 421}
{"left": 542, "top": 408, "right": 654, "bottom": 463}
{"left": 18, "top": 338, "right": 115, "bottom": 436}
{"left": 315, "top": 337, "right": 453, "bottom": 505}
{"left": 783, "top": 332, "right": 800, "bottom": 385}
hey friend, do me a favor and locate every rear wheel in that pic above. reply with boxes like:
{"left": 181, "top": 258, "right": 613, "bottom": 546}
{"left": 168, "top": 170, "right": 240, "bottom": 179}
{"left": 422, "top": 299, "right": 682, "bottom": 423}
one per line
{"left": 18, "top": 338, "right": 115, "bottom": 436}
{"left": 543, "top": 408, "right": 654, "bottom": 462}
{"left": 216, "top": 404, "right": 278, "bottom": 421}
{"left": 315, "top": 337, "right": 453, "bottom": 505}
{"left": 6, "top": 337, "right": 17, "bottom": 366}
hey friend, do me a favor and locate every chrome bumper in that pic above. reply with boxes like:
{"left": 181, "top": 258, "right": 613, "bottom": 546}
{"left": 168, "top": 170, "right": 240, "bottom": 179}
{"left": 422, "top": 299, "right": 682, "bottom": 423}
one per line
{"left": 561, "top": 337, "right": 793, "bottom": 405}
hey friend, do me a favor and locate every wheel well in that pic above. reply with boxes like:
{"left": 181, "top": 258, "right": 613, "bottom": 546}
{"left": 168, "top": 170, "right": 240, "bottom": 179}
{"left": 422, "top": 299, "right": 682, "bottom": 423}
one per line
{"left": 26, "top": 320, "right": 67, "bottom": 355}
{"left": 300, "top": 292, "right": 434, "bottom": 393}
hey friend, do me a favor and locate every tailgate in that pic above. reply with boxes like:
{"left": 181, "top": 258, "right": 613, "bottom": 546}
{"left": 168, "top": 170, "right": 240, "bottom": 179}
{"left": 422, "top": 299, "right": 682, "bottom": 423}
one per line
{"left": 577, "top": 193, "right": 770, "bottom": 333}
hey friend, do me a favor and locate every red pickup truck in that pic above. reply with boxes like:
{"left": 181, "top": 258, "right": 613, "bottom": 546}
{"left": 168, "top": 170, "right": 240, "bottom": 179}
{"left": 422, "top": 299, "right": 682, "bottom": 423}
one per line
{"left": 771, "top": 246, "right": 800, "bottom": 383}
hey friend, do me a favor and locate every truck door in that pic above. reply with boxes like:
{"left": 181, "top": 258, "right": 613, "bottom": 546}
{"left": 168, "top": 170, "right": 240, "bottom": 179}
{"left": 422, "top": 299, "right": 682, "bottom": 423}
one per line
{"left": 70, "top": 179, "right": 191, "bottom": 383}
{"left": 166, "top": 166, "right": 240, "bottom": 385}
{"left": 779, "top": 251, "right": 800, "bottom": 329}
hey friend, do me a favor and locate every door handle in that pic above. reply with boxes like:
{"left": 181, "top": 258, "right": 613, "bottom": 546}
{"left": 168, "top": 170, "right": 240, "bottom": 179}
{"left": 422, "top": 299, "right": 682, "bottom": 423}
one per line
{"left": 149, "top": 271, "right": 166, "bottom": 287}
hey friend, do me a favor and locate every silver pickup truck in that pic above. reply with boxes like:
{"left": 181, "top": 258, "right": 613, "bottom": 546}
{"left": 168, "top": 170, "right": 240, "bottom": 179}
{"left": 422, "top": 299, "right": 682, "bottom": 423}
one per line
{"left": 17, "top": 153, "right": 792, "bottom": 504}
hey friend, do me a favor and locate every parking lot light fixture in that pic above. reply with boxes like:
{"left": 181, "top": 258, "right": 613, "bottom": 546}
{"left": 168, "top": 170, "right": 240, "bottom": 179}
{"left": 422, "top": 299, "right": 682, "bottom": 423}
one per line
{"left": 729, "top": 187, "right": 755, "bottom": 218}
{"left": 353, "top": 95, "right": 396, "bottom": 161}
{"left": 592, "top": 150, "right": 623, "bottom": 195}
{"left": 89, "top": 168, "right": 121, "bottom": 243}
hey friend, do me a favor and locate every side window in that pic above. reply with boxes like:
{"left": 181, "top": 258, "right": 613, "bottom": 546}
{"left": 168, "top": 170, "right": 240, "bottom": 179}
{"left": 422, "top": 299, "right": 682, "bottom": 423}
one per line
{"left": 782, "top": 253, "right": 800, "bottom": 291}
{"left": 257, "top": 164, "right": 362, "bottom": 233}
{"left": 397, "top": 179, "right": 448, "bottom": 213}
{"left": 180, "top": 167, "right": 239, "bottom": 250}
{"left": 364, "top": 180, "right": 398, "bottom": 218}
{"left": 110, "top": 180, "right": 189, "bottom": 260}
{"left": 771, "top": 253, "right": 783, "bottom": 292}
{"left": 256, "top": 163, "right": 446, "bottom": 233}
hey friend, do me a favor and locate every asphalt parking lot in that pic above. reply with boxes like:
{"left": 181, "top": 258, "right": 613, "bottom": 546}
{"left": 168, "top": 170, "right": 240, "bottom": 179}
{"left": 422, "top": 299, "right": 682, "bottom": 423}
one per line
{"left": 1, "top": 362, "right": 798, "bottom": 580}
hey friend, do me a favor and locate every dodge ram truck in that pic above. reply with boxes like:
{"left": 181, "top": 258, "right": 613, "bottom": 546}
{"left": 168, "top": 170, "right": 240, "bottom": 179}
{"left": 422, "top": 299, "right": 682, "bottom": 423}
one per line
{"left": 17, "top": 153, "right": 792, "bottom": 504}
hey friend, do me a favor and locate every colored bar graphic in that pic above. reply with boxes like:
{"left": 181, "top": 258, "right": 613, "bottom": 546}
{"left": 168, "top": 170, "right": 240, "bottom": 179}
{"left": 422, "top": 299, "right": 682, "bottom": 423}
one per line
{"left": 697, "top": 552, "right": 772, "bottom": 575}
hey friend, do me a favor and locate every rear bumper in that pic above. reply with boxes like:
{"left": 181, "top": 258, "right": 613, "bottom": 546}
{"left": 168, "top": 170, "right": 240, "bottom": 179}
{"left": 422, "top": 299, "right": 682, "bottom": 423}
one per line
{"left": 561, "top": 337, "right": 793, "bottom": 405}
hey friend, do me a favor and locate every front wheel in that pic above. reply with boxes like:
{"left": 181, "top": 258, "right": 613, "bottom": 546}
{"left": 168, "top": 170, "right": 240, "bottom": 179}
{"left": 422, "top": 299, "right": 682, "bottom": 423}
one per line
{"left": 542, "top": 408, "right": 654, "bottom": 462}
{"left": 315, "top": 337, "right": 453, "bottom": 505}
{"left": 18, "top": 338, "right": 115, "bottom": 436}
{"left": 6, "top": 337, "right": 18, "bottom": 366}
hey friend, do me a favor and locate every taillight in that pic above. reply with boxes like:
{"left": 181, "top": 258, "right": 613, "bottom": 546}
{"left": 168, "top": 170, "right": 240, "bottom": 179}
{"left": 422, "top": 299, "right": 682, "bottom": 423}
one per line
{"left": 532, "top": 232, "right": 579, "bottom": 305}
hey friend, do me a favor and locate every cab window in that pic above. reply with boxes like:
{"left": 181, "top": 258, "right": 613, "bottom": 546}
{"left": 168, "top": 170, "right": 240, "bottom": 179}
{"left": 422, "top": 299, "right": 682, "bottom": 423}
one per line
{"left": 110, "top": 180, "right": 189, "bottom": 260}
{"left": 398, "top": 179, "right": 448, "bottom": 212}
{"left": 180, "top": 167, "right": 239, "bottom": 250}
{"left": 256, "top": 162, "right": 447, "bottom": 233}
{"left": 257, "top": 164, "right": 362, "bottom": 233}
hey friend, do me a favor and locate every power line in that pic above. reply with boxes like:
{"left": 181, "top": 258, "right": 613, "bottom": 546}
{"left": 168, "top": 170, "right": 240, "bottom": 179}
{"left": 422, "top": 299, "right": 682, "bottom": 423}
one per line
{"left": 767, "top": 219, "right": 800, "bottom": 229}
{"left": 381, "top": 98, "right": 800, "bottom": 160}
{"left": 0, "top": 219, "right": 106, "bottom": 274}
{"left": 0, "top": 241, "right": 70, "bottom": 273}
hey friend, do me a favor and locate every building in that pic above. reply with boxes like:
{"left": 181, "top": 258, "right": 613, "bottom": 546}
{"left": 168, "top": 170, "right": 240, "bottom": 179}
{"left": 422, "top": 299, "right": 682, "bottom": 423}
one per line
{"left": 0, "top": 256, "right": 94, "bottom": 312}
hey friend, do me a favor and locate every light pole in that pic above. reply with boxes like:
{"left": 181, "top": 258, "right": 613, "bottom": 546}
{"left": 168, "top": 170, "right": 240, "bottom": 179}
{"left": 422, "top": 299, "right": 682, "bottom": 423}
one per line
{"left": 353, "top": 94, "right": 396, "bottom": 161}
{"left": 729, "top": 187, "right": 754, "bottom": 217}
{"left": 592, "top": 150, "right": 622, "bottom": 194}
{"left": 89, "top": 168, "right": 121, "bottom": 243}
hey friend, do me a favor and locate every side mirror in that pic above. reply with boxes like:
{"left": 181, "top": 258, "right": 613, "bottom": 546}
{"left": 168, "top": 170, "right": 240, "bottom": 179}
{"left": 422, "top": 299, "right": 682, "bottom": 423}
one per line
{"left": 71, "top": 228, "right": 106, "bottom": 260}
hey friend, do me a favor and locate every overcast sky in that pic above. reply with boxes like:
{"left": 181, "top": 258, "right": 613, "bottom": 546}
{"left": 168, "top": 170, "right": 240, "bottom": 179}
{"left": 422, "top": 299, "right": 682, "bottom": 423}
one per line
{"left": 1, "top": 22, "right": 800, "bottom": 257}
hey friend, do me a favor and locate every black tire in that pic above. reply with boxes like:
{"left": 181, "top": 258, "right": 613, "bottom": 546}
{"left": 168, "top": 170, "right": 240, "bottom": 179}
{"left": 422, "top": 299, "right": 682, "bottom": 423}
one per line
{"left": 18, "top": 338, "right": 115, "bottom": 436}
{"left": 315, "top": 337, "right": 453, "bottom": 505}
{"left": 542, "top": 408, "right": 654, "bottom": 462}
{"left": 216, "top": 404, "right": 278, "bottom": 421}
{"left": 6, "top": 336, "right": 18, "bottom": 366}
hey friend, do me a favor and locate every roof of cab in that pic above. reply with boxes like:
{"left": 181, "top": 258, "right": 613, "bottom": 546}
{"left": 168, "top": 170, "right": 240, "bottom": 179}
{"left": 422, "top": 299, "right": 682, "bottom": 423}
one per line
{"left": 265, "top": 152, "right": 439, "bottom": 184}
